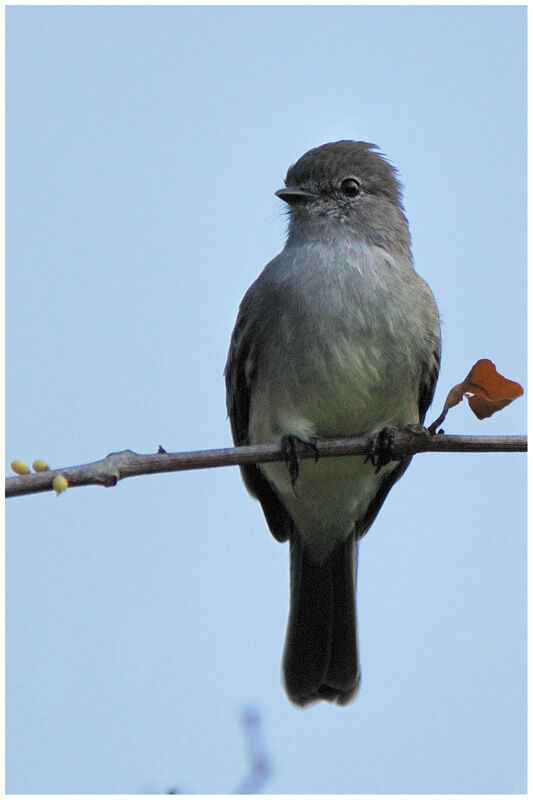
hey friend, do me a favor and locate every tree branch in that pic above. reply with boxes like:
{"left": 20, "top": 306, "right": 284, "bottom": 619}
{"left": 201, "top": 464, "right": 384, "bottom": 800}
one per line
{"left": 5, "top": 430, "right": 527, "bottom": 499}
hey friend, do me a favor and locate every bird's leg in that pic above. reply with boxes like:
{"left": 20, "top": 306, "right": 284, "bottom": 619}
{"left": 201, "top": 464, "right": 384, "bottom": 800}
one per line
{"left": 281, "top": 436, "right": 319, "bottom": 490}
{"left": 363, "top": 427, "right": 396, "bottom": 474}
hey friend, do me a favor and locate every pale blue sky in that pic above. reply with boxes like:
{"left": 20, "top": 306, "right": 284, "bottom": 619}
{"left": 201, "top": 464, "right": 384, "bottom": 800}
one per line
{"left": 6, "top": 5, "right": 526, "bottom": 793}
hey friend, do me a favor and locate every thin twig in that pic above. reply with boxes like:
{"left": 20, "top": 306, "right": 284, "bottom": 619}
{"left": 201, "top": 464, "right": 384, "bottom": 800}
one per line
{"left": 234, "top": 707, "right": 271, "bottom": 793}
{"left": 5, "top": 431, "right": 527, "bottom": 499}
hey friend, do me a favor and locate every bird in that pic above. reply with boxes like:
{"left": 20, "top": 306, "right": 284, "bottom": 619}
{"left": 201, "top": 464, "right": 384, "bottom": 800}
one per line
{"left": 225, "top": 140, "right": 441, "bottom": 706}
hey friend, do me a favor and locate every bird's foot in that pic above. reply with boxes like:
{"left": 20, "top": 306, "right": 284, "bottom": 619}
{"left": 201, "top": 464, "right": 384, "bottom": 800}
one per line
{"left": 363, "top": 427, "right": 396, "bottom": 474}
{"left": 281, "top": 436, "right": 319, "bottom": 491}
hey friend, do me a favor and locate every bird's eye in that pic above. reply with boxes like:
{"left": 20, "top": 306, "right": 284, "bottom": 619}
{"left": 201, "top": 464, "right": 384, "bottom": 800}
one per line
{"left": 340, "top": 178, "right": 361, "bottom": 198}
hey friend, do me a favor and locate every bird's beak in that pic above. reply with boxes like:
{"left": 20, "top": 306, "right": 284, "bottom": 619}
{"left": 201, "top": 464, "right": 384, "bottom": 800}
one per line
{"left": 275, "top": 187, "right": 315, "bottom": 205}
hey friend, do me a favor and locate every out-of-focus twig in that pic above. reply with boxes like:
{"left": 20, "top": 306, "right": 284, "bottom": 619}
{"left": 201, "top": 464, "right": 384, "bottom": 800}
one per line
{"left": 234, "top": 706, "right": 271, "bottom": 793}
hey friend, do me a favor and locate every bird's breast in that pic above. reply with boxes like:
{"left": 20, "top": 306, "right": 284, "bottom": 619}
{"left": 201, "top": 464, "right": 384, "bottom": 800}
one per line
{"left": 248, "top": 249, "right": 423, "bottom": 443}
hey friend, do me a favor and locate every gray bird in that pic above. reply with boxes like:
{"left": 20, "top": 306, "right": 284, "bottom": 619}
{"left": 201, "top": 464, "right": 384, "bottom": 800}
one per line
{"left": 225, "top": 141, "right": 441, "bottom": 706}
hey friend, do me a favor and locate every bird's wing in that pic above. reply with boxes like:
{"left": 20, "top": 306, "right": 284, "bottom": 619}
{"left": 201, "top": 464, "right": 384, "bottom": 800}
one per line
{"left": 356, "top": 347, "right": 441, "bottom": 540}
{"left": 418, "top": 346, "right": 441, "bottom": 423}
{"left": 225, "top": 312, "right": 293, "bottom": 543}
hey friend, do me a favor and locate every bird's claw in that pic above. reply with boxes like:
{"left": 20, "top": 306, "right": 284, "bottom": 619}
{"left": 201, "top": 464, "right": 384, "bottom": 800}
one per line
{"left": 281, "top": 436, "right": 301, "bottom": 490}
{"left": 363, "top": 427, "right": 396, "bottom": 474}
{"left": 281, "top": 436, "right": 319, "bottom": 491}
{"left": 307, "top": 440, "right": 320, "bottom": 463}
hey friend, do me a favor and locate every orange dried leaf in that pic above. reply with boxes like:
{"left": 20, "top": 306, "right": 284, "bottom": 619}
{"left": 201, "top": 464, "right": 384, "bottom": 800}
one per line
{"left": 443, "top": 383, "right": 466, "bottom": 413}
{"left": 462, "top": 359, "right": 523, "bottom": 420}
{"left": 428, "top": 358, "right": 523, "bottom": 432}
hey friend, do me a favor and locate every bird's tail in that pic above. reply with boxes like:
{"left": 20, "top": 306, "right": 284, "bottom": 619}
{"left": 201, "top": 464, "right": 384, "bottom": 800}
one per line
{"left": 282, "top": 532, "right": 360, "bottom": 706}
